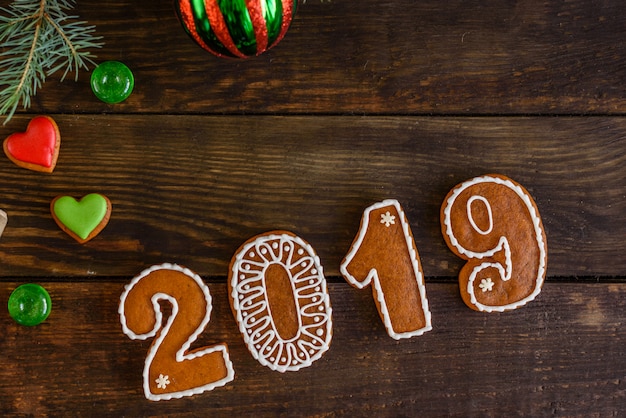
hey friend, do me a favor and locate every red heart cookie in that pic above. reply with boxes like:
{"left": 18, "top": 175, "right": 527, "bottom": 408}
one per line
{"left": 3, "top": 116, "right": 61, "bottom": 173}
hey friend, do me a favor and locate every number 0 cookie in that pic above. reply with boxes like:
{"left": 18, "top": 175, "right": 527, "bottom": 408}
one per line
{"left": 441, "top": 174, "right": 548, "bottom": 312}
{"left": 228, "top": 231, "right": 333, "bottom": 372}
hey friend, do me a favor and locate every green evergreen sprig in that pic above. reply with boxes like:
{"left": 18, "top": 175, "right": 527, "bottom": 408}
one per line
{"left": 0, "top": 0, "right": 103, "bottom": 124}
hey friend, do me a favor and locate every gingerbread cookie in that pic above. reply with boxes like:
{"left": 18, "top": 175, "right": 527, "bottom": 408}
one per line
{"left": 0, "top": 209, "right": 7, "bottom": 238}
{"left": 119, "top": 263, "right": 235, "bottom": 401}
{"left": 3, "top": 116, "right": 60, "bottom": 173}
{"left": 441, "top": 174, "right": 547, "bottom": 312}
{"left": 228, "top": 231, "right": 332, "bottom": 372}
{"left": 50, "top": 193, "right": 111, "bottom": 243}
{"left": 340, "top": 199, "right": 432, "bottom": 339}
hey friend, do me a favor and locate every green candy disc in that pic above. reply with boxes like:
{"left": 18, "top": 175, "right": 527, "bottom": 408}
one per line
{"left": 8, "top": 284, "right": 52, "bottom": 326}
{"left": 91, "top": 61, "right": 134, "bottom": 104}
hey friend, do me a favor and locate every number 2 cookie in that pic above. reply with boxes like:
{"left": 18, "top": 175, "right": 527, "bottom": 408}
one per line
{"left": 119, "top": 263, "right": 235, "bottom": 401}
{"left": 441, "top": 174, "right": 548, "bottom": 312}
{"left": 340, "top": 199, "right": 432, "bottom": 339}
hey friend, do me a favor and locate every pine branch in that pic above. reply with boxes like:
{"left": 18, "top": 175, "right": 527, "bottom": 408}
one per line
{"left": 0, "top": 0, "right": 103, "bottom": 124}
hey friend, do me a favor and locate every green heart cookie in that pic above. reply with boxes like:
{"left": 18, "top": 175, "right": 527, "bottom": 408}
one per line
{"left": 52, "top": 194, "right": 111, "bottom": 242}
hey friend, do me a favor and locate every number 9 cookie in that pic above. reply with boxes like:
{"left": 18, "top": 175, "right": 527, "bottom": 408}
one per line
{"left": 441, "top": 174, "right": 548, "bottom": 312}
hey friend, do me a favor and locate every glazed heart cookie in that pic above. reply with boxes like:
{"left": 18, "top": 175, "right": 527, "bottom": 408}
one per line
{"left": 3, "top": 116, "right": 60, "bottom": 173}
{"left": 51, "top": 193, "right": 112, "bottom": 243}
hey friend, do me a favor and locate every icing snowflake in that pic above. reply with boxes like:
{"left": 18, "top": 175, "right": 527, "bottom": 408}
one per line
{"left": 479, "top": 278, "right": 495, "bottom": 292}
{"left": 380, "top": 211, "right": 396, "bottom": 227}
{"left": 155, "top": 374, "right": 170, "bottom": 390}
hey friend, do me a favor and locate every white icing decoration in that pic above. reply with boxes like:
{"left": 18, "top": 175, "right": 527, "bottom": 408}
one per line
{"left": 119, "top": 263, "right": 235, "bottom": 401}
{"left": 230, "top": 233, "right": 333, "bottom": 373}
{"left": 380, "top": 211, "right": 396, "bottom": 227}
{"left": 442, "top": 175, "right": 547, "bottom": 312}
{"left": 467, "top": 195, "right": 493, "bottom": 235}
{"left": 340, "top": 199, "right": 432, "bottom": 340}
{"left": 155, "top": 374, "right": 170, "bottom": 389}
{"left": 479, "top": 278, "right": 495, "bottom": 292}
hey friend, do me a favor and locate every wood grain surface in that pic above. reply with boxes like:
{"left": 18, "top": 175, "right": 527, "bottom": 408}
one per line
{"left": 0, "top": 0, "right": 624, "bottom": 416}
{"left": 0, "top": 282, "right": 624, "bottom": 416}
{"left": 21, "top": 0, "right": 626, "bottom": 115}
{"left": 0, "top": 115, "right": 624, "bottom": 278}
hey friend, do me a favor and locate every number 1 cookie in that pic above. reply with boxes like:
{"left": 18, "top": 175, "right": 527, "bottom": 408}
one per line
{"left": 340, "top": 199, "right": 432, "bottom": 339}
{"left": 441, "top": 174, "right": 548, "bottom": 312}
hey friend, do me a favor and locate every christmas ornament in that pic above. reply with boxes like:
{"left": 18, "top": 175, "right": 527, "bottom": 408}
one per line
{"left": 91, "top": 61, "right": 134, "bottom": 104}
{"left": 175, "top": 0, "right": 297, "bottom": 58}
{"left": 8, "top": 283, "right": 52, "bottom": 326}
{"left": 0, "top": 0, "right": 102, "bottom": 124}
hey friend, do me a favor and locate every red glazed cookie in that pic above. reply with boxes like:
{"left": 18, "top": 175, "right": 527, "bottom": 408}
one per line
{"left": 340, "top": 199, "right": 432, "bottom": 339}
{"left": 3, "top": 116, "right": 60, "bottom": 173}
{"left": 228, "top": 231, "right": 333, "bottom": 372}
{"left": 441, "top": 174, "right": 548, "bottom": 312}
{"left": 119, "top": 263, "right": 235, "bottom": 401}
{"left": 50, "top": 193, "right": 112, "bottom": 243}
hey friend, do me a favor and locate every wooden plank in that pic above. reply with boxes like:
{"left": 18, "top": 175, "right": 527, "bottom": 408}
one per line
{"left": 15, "top": 0, "right": 626, "bottom": 116}
{"left": 0, "top": 281, "right": 623, "bottom": 416}
{"left": 0, "top": 115, "right": 623, "bottom": 277}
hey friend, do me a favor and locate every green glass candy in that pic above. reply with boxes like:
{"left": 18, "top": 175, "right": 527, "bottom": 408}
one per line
{"left": 91, "top": 61, "right": 134, "bottom": 104}
{"left": 8, "top": 283, "right": 52, "bottom": 326}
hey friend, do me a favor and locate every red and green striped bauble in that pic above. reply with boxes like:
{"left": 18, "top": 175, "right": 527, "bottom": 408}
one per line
{"left": 176, "top": 0, "right": 297, "bottom": 58}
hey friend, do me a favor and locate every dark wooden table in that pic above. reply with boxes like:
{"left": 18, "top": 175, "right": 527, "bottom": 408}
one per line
{"left": 0, "top": 0, "right": 624, "bottom": 416}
